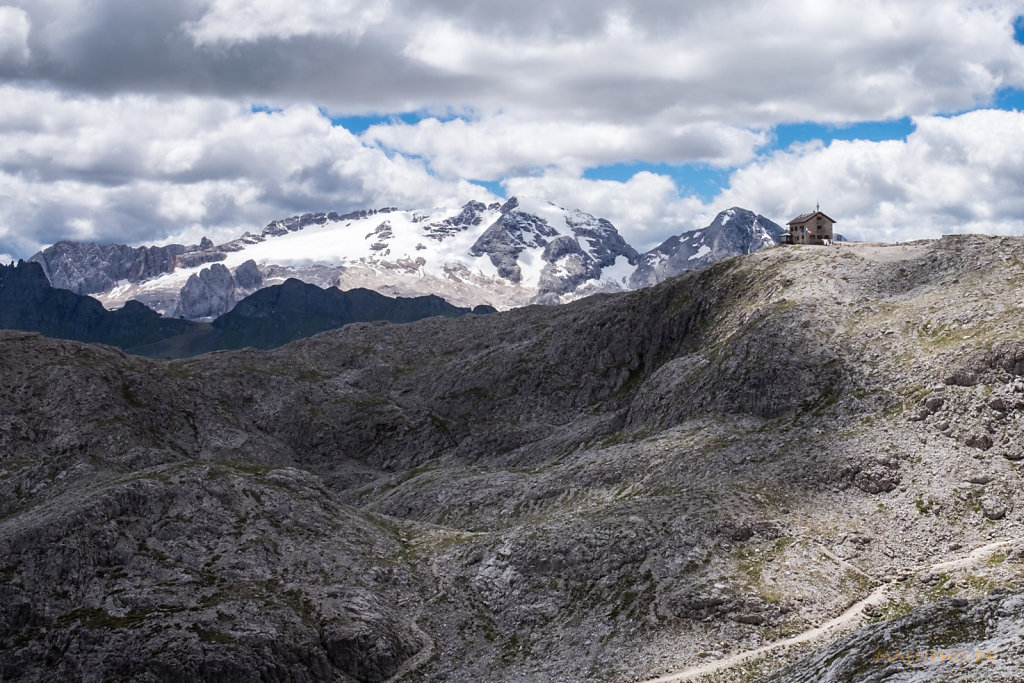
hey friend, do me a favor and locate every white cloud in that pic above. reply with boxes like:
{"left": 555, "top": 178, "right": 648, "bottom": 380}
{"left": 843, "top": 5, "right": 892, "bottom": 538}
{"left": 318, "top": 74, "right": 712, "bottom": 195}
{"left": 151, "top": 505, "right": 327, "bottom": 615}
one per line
{"left": 714, "top": 109, "right": 1024, "bottom": 241}
{"left": 0, "top": 86, "right": 490, "bottom": 257}
{"left": 0, "top": 6, "right": 30, "bottom": 65}
{"left": 505, "top": 171, "right": 710, "bottom": 250}
{"left": 501, "top": 109, "right": 1024, "bottom": 247}
{"left": 395, "top": 0, "right": 1024, "bottom": 126}
{"left": 1, "top": 1, "right": 1024, "bottom": 258}
{"left": 185, "top": 0, "right": 390, "bottom": 46}
{"left": 7, "top": 0, "right": 1023, "bottom": 126}
{"left": 363, "top": 115, "right": 768, "bottom": 178}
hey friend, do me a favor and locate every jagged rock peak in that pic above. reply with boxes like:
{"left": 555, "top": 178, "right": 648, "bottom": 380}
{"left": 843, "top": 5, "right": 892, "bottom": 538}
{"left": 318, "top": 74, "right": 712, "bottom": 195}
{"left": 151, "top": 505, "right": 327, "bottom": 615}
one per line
{"left": 470, "top": 200, "right": 560, "bottom": 285}
{"left": 630, "top": 208, "right": 785, "bottom": 288}
{"left": 422, "top": 201, "right": 492, "bottom": 242}
{"left": 499, "top": 196, "right": 520, "bottom": 214}
{"left": 174, "top": 260, "right": 264, "bottom": 320}
{"left": 233, "top": 259, "right": 263, "bottom": 290}
{"left": 261, "top": 208, "right": 399, "bottom": 238}
{"left": 29, "top": 241, "right": 187, "bottom": 295}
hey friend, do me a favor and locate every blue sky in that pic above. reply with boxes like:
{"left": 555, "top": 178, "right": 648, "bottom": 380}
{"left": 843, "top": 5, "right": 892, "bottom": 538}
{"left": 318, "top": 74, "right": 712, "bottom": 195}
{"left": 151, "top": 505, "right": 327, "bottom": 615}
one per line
{"left": 1, "top": 0, "right": 1024, "bottom": 259}
{"left": 329, "top": 112, "right": 953, "bottom": 204}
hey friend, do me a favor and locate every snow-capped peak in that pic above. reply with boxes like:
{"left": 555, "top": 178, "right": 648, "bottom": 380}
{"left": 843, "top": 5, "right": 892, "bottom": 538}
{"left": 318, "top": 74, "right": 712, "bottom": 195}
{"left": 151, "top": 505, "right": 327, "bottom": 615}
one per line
{"left": 32, "top": 199, "right": 786, "bottom": 320}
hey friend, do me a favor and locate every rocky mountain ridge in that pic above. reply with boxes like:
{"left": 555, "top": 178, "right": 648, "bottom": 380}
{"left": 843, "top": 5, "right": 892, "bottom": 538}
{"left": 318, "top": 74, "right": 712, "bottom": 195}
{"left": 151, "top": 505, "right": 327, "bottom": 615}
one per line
{"left": 0, "top": 261, "right": 491, "bottom": 357}
{"left": 630, "top": 207, "right": 785, "bottom": 287}
{"left": 5, "top": 235, "right": 1024, "bottom": 681}
{"left": 29, "top": 200, "right": 783, "bottom": 319}
{"left": 0, "top": 260, "right": 195, "bottom": 349}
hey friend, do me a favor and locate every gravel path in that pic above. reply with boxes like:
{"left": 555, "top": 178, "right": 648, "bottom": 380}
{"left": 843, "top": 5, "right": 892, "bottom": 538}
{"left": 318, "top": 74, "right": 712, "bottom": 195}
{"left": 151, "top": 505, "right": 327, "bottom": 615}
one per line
{"left": 641, "top": 540, "right": 1013, "bottom": 683}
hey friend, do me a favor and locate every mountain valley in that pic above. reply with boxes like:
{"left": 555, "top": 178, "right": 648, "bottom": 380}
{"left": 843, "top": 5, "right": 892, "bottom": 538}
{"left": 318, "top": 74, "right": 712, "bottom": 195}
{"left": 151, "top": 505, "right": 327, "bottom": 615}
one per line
{"left": 3, "top": 235, "right": 1024, "bottom": 681}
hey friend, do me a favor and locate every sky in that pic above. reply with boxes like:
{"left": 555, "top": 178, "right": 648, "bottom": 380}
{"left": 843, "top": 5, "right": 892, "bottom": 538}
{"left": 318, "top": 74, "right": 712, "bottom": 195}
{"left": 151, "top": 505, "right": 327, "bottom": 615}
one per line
{"left": 1, "top": 0, "right": 1024, "bottom": 263}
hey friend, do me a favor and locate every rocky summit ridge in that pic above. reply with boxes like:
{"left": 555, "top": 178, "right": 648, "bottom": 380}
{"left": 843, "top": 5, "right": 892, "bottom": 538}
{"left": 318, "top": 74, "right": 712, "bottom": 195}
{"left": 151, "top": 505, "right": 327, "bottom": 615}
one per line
{"left": 29, "top": 200, "right": 783, "bottom": 319}
{"left": 630, "top": 207, "right": 786, "bottom": 288}
{"left": 0, "top": 261, "right": 492, "bottom": 358}
{"left": 3, "top": 235, "right": 1024, "bottom": 681}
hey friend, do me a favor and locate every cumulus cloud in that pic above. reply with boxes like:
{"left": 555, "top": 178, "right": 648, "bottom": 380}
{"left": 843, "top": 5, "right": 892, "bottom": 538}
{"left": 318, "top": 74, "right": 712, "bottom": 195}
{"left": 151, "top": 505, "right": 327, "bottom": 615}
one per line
{"left": 5, "top": 0, "right": 1023, "bottom": 124}
{"left": 399, "top": 0, "right": 1024, "bottom": 124}
{"left": 505, "top": 171, "right": 711, "bottom": 250}
{"left": 363, "top": 116, "right": 768, "bottom": 179}
{"left": 0, "top": 6, "right": 30, "bottom": 65}
{"left": 496, "top": 109, "right": 1024, "bottom": 247}
{"left": 185, "top": 0, "right": 390, "bottom": 46}
{"left": 1, "top": 1, "right": 1023, "bottom": 257}
{"left": 0, "top": 86, "right": 492, "bottom": 257}
{"left": 714, "top": 109, "right": 1024, "bottom": 241}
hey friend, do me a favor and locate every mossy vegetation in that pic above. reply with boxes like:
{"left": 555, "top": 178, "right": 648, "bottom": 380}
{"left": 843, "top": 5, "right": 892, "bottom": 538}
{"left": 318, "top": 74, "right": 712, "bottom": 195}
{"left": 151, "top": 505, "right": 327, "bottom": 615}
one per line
{"left": 914, "top": 496, "right": 937, "bottom": 515}
{"left": 191, "top": 624, "right": 237, "bottom": 644}
{"left": 735, "top": 537, "right": 793, "bottom": 587}
{"left": 870, "top": 598, "right": 914, "bottom": 623}
{"left": 211, "top": 461, "right": 280, "bottom": 477}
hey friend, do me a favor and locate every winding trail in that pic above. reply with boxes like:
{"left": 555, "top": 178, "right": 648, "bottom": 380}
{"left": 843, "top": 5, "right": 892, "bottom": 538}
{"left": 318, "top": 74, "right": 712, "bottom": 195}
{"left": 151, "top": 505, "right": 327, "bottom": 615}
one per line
{"left": 640, "top": 540, "right": 1013, "bottom": 683}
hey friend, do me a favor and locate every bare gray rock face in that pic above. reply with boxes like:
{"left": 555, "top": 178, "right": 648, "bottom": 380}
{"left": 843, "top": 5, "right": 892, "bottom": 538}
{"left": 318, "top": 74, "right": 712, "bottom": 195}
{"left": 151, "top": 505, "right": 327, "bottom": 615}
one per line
{"left": 6, "top": 235, "right": 1024, "bottom": 681}
{"left": 174, "top": 260, "right": 264, "bottom": 319}
{"left": 176, "top": 262, "right": 236, "bottom": 319}
{"left": 233, "top": 258, "right": 264, "bottom": 291}
{"left": 765, "top": 593, "right": 1024, "bottom": 682}
{"left": 29, "top": 240, "right": 187, "bottom": 294}
{"left": 630, "top": 207, "right": 784, "bottom": 288}
{"left": 470, "top": 204, "right": 560, "bottom": 284}
{"left": 565, "top": 208, "right": 639, "bottom": 268}
{"left": 472, "top": 200, "right": 640, "bottom": 300}
{"left": 533, "top": 209, "right": 641, "bottom": 302}
{"left": 175, "top": 248, "right": 228, "bottom": 270}
{"left": 423, "top": 200, "right": 491, "bottom": 241}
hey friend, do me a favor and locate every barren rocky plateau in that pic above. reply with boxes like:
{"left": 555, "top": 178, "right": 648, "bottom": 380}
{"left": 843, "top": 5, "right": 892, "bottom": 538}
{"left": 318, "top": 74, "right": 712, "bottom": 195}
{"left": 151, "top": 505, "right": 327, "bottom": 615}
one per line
{"left": 3, "top": 234, "right": 1024, "bottom": 682}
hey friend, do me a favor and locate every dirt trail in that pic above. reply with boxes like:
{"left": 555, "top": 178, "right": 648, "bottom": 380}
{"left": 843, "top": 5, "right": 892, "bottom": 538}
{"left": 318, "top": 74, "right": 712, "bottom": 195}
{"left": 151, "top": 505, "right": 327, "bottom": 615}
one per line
{"left": 640, "top": 540, "right": 1012, "bottom": 683}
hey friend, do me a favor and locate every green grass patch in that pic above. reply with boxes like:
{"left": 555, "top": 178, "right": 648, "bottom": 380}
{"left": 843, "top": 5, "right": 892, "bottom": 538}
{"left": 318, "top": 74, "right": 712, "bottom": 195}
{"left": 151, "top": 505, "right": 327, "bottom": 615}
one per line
{"left": 986, "top": 552, "right": 1008, "bottom": 566}
{"left": 212, "top": 461, "right": 279, "bottom": 477}
{"left": 915, "top": 496, "right": 937, "bottom": 515}
{"left": 192, "top": 624, "right": 237, "bottom": 644}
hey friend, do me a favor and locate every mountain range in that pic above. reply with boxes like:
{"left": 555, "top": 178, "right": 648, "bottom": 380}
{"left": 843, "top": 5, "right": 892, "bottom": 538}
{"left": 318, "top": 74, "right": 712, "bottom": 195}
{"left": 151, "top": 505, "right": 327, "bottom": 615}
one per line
{"left": 2, "top": 234, "right": 1023, "bottom": 681}
{"left": 0, "top": 260, "right": 492, "bottom": 357}
{"left": 29, "top": 200, "right": 786, "bottom": 320}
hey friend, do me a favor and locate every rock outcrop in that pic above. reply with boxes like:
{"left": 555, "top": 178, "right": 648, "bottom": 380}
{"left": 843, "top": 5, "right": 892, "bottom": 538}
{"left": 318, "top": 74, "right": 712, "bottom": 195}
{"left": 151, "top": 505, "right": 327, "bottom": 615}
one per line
{"left": 30, "top": 241, "right": 187, "bottom": 294}
{"left": 173, "top": 260, "right": 264, "bottom": 319}
{"left": 470, "top": 198, "right": 561, "bottom": 284}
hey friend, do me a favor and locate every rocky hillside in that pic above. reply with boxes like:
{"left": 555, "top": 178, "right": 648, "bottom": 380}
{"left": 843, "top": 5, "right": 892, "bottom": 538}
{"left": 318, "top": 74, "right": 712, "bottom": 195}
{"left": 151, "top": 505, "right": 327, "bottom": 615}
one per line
{"left": 137, "top": 279, "right": 496, "bottom": 358}
{"left": 28, "top": 240, "right": 187, "bottom": 295}
{"left": 29, "top": 201, "right": 782, "bottom": 318}
{"left": 3, "top": 235, "right": 1024, "bottom": 682}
